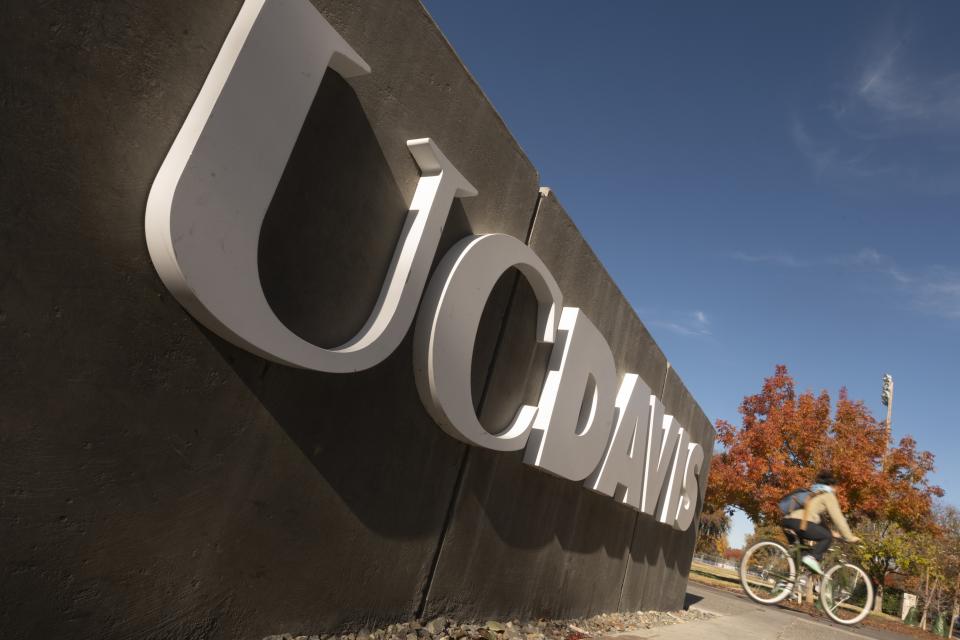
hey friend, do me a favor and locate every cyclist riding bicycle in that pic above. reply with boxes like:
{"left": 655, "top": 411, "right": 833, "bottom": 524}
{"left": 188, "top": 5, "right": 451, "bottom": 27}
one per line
{"left": 781, "top": 469, "right": 860, "bottom": 576}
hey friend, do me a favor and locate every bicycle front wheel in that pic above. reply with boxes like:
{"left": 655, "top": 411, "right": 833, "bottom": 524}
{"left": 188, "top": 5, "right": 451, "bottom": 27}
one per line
{"left": 740, "top": 540, "right": 796, "bottom": 604}
{"left": 820, "top": 562, "right": 873, "bottom": 625}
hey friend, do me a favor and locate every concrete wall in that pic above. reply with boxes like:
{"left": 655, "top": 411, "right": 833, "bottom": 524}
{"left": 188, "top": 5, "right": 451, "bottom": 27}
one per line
{"left": 421, "top": 191, "right": 712, "bottom": 622}
{"left": 0, "top": 1, "right": 715, "bottom": 639}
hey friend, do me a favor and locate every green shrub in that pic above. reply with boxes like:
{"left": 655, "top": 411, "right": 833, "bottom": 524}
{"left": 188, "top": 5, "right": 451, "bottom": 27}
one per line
{"left": 882, "top": 588, "right": 904, "bottom": 616}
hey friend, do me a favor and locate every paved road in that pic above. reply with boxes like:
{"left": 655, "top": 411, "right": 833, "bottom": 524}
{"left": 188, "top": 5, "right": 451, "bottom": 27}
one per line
{"left": 604, "top": 583, "right": 915, "bottom": 640}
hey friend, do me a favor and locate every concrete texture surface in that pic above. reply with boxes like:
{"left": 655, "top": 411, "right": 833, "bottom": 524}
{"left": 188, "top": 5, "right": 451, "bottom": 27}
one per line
{"left": 0, "top": 1, "right": 537, "bottom": 638}
{"left": 0, "top": 1, "right": 715, "bottom": 638}
{"left": 620, "top": 368, "right": 716, "bottom": 612}
{"left": 422, "top": 192, "right": 715, "bottom": 620}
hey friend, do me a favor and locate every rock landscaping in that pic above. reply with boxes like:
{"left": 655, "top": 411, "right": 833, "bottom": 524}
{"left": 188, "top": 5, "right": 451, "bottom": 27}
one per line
{"left": 264, "top": 608, "right": 715, "bottom": 640}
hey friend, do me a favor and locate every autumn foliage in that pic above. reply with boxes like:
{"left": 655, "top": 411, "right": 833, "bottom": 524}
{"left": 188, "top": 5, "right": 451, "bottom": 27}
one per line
{"left": 705, "top": 365, "right": 941, "bottom": 530}
{"left": 698, "top": 365, "right": 952, "bottom": 622}
{"left": 723, "top": 548, "right": 744, "bottom": 563}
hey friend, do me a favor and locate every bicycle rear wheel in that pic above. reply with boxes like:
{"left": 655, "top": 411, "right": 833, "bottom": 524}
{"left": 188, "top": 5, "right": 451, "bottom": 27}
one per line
{"left": 820, "top": 562, "right": 873, "bottom": 625}
{"left": 740, "top": 540, "right": 796, "bottom": 604}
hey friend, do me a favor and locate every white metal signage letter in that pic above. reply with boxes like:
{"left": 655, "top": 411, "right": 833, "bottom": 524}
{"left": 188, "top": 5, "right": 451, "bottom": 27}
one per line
{"left": 640, "top": 399, "right": 681, "bottom": 517}
{"left": 145, "top": 0, "right": 476, "bottom": 372}
{"left": 141, "top": 0, "right": 710, "bottom": 528}
{"left": 414, "top": 234, "right": 563, "bottom": 451}
{"left": 524, "top": 308, "right": 617, "bottom": 481}
{"left": 657, "top": 426, "right": 689, "bottom": 525}
{"left": 584, "top": 373, "right": 652, "bottom": 509}
{"left": 672, "top": 443, "right": 705, "bottom": 531}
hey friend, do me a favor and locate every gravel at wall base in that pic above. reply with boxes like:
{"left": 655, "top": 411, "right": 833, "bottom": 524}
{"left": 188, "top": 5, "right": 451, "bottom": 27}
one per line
{"left": 263, "top": 608, "right": 716, "bottom": 640}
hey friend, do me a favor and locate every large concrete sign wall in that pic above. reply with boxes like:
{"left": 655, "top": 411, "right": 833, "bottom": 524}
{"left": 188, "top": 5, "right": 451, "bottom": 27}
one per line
{"left": 0, "top": 1, "right": 715, "bottom": 639}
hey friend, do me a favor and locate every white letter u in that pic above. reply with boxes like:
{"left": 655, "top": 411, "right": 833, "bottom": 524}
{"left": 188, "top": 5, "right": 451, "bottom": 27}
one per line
{"left": 145, "top": 0, "right": 476, "bottom": 373}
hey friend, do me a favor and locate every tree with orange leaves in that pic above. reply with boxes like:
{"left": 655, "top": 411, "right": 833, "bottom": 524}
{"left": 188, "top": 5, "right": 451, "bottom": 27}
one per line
{"left": 706, "top": 365, "right": 941, "bottom": 529}
{"left": 705, "top": 365, "right": 943, "bottom": 609}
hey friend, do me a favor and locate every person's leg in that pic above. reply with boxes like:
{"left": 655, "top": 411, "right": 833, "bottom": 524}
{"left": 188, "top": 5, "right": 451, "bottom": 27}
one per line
{"left": 798, "top": 522, "right": 832, "bottom": 561}
{"left": 782, "top": 520, "right": 831, "bottom": 574}
{"left": 781, "top": 518, "right": 804, "bottom": 541}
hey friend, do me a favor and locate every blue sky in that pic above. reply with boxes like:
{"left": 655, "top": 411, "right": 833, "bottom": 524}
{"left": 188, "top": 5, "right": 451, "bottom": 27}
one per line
{"left": 423, "top": 1, "right": 960, "bottom": 547}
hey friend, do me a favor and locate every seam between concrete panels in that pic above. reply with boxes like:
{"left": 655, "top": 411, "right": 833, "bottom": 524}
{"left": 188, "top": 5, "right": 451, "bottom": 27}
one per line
{"left": 417, "top": 440, "right": 471, "bottom": 618}
{"left": 658, "top": 362, "right": 671, "bottom": 399}
{"left": 617, "top": 362, "right": 673, "bottom": 612}
{"left": 616, "top": 514, "right": 639, "bottom": 612}
{"left": 416, "top": 189, "right": 547, "bottom": 618}
{"left": 526, "top": 188, "right": 547, "bottom": 245}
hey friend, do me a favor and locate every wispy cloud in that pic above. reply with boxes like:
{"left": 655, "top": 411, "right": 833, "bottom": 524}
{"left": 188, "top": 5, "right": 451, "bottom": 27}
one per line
{"left": 842, "top": 248, "right": 912, "bottom": 284}
{"left": 790, "top": 119, "right": 898, "bottom": 181}
{"left": 733, "top": 251, "right": 807, "bottom": 268}
{"left": 734, "top": 247, "right": 960, "bottom": 319}
{"left": 856, "top": 41, "right": 960, "bottom": 131}
{"left": 652, "top": 310, "right": 712, "bottom": 338}
{"left": 914, "top": 269, "right": 960, "bottom": 318}
{"left": 791, "top": 31, "right": 960, "bottom": 194}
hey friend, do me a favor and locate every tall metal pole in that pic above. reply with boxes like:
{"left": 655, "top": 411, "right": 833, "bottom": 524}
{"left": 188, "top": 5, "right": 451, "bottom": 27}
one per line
{"left": 885, "top": 386, "right": 893, "bottom": 444}
{"left": 882, "top": 374, "right": 894, "bottom": 462}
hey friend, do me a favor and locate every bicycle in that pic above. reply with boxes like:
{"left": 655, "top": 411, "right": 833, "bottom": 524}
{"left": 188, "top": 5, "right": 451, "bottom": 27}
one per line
{"left": 739, "top": 532, "right": 874, "bottom": 625}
